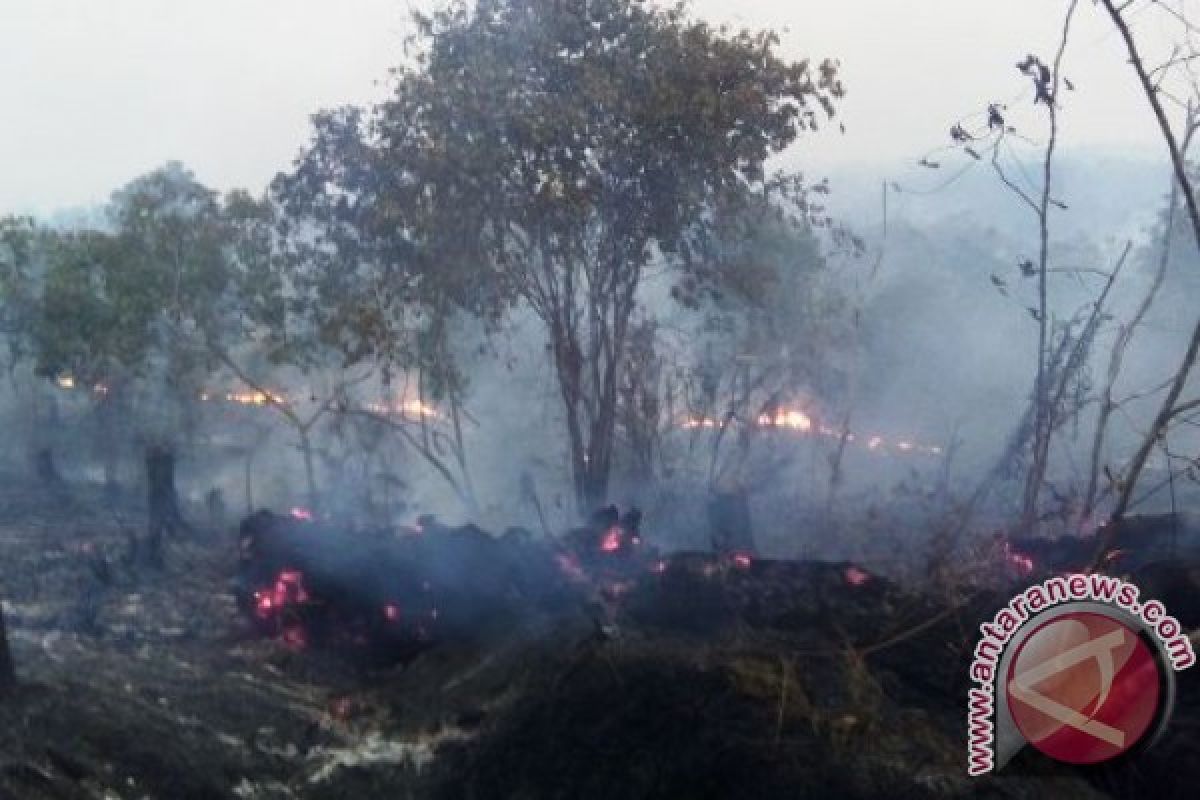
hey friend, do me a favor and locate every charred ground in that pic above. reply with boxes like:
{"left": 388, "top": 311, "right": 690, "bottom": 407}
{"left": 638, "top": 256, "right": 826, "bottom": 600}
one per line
{"left": 0, "top": 478, "right": 1194, "bottom": 799}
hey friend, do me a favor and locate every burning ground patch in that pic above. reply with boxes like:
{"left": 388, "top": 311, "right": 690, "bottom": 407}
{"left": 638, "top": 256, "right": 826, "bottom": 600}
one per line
{"left": 0, "top": 480, "right": 1192, "bottom": 798}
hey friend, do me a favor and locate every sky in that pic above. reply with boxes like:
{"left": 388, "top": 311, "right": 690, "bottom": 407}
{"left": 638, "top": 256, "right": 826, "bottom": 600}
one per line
{"left": 0, "top": 0, "right": 1178, "bottom": 216}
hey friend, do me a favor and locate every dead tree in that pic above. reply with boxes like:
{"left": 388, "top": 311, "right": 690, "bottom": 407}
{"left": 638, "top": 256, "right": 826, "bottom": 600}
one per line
{"left": 209, "top": 343, "right": 370, "bottom": 511}
{"left": 1014, "top": 0, "right": 1079, "bottom": 530}
{"left": 1083, "top": 153, "right": 1191, "bottom": 523}
{"left": 0, "top": 602, "right": 14, "bottom": 694}
{"left": 1098, "top": 1, "right": 1200, "bottom": 533}
{"left": 144, "top": 444, "right": 188, "bottom": 567}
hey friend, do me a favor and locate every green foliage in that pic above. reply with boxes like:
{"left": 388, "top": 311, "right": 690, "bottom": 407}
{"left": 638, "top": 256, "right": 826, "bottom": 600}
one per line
{"left": 0, "top": 215, "right": 42, "bottom": 365}
{"left": 277, "top": 0, "right": 843, "bottom": 508}
{"left": 33, "top": 230, "right": 124, "bottom": 384}
{"left": 107, "top": 161, "right": 229, "bottom": 343}
{"left": 26, "top": 163, "right": 277, "bottom": 422}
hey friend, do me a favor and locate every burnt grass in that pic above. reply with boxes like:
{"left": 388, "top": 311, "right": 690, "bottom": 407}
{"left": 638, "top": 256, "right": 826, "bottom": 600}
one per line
{"left": 0, "top": 477, "right": 1194, "bottom": 799}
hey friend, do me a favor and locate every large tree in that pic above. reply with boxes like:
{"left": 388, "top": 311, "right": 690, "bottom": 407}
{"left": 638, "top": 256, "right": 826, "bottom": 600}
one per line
{"left": 280, "top": 0, "right": 843, "bottom": 512}
{"left": 31, "top": 163, "right": 238, "bottom": 560}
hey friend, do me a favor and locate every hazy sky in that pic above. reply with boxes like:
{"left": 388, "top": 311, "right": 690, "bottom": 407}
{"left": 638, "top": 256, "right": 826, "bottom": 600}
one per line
{"left": 0, "top": 0, "right": 1175, "bottom": 215}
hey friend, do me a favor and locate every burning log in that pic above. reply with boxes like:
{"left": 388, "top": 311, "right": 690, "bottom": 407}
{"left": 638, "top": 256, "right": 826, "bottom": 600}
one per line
{"left": 236, "top": 511, "right": 583, "bottom": 663}
{"left": 1004, "top": 513, "right": 1200, "bottom": 575}
{"left": 560, "top": 506, "right": 657, "bottom": 587}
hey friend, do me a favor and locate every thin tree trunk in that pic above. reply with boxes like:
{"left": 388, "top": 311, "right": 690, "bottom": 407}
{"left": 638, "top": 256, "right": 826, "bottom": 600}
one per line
{"left": 145, "top": 445, "right": 187, "bottom": 567}
{"left": 244, "top": 451, "right": 255, "bottom": 514}
{"left": 1084, "top": 180, "right": 1178, "bottom": 522}
{"left": 1101, "top": 1, "right": 1200, "bottom": 529}
{"left": 1020, "top": 0, "right": 1079, "bottom": 531}
{"left": 298, "top": 432, "right": 318, "bottom": 511}
{"left": 0, "top": 601, "right": 15, "bottom": 694}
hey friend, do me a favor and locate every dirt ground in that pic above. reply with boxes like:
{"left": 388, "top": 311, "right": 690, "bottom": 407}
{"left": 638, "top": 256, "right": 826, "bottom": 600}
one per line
{"left": 0, "top": 477, "right": 1193, "bottom": 799}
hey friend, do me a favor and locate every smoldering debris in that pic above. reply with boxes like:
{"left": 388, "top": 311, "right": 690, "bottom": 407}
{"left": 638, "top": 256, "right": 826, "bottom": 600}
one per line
{"left": 0, "top": 477, "right": 1198, "bottom": 798}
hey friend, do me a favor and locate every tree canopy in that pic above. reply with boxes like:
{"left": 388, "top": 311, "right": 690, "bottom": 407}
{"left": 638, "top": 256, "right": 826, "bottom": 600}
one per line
{"left": 277, "top": 0, "right": 843, "bottom": 510}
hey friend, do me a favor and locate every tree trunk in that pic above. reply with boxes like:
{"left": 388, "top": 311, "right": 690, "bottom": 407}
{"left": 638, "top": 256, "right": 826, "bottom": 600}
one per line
{"left": 1100, "top": 1, "right": 1200, "bottom": 529}
{"left": 708, "top": 488, "right": 756, "bottom": 556}
{"left": 34, "top": 447, "right": 63, "bottom": 487}
{"left": 144, "top": 445, "right": 187, "bottom": 567}
{"left": 298, "top": 433, "right": 318, "bottom": 511}
{"left": 97, "top": 392, "right": 122, "bottom": 502}
{"left": 0, "top": 600, "right": 16, "bottom": 694}
{"left": 244, "top": 451, "right": 255, "bottom": 514}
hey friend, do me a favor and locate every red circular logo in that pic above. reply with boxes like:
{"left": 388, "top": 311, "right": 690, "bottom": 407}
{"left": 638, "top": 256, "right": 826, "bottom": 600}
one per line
{"left": 1005, "top": 611, "right": 1163, "bottom": 765}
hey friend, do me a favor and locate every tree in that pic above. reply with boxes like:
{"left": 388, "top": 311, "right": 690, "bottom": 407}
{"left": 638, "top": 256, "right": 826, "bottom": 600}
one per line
{"left": 0, "top": 215, "right": 65, "bottom": 483}
{"left": 674, "top": 215, "right": 847, "bottom": 491}
{"left": 1095, "top": 1, "right": 1200, "bottom": 533}
{"left": 0, "top": 215, "right": 40, "bottom": 364}
{"left": 281, "top": 0, "right": 843, "bottom": 513}
{"left": 29, "top": 163, "right": 237, "bottom": 562}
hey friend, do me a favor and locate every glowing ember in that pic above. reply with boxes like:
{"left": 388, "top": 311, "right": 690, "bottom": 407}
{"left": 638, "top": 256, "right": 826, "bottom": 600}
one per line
{"left": 651, "top": 559, "right": 668, "bottom": 574}
{"left": 1102, "top": 548, "right": 1130, "bottom": 566}
{"left": 844, "top": 565, "right": 871, "bottom": 587}
{"left": 275, "top": 569, "right": 309, "bottom": 603}
{"left": 55, "top": 375, "right": 75, "bottom": 390}
{"left": 331, "top": 696, "right": 354, "bottom": 719}
{"left": 600, "top": 527, "right": 622, "bottom": 553}
{"left": 254, "top": 591, "right": 274, "bottom": 617}
{"left": 255, "top": 568, "right": 312, "bottom": 621}
{"left": 731, "top": 552, "right": 753, "bottom": 570}
{"left": 281, "top": 624, "right": 308, "bottom": 650}
{"left": 383, "top": 603, "right": 401, "bottom": 622}
{"left": 290, "top": 507, "right": 314, "bottom": 522}
{"left": 1002, "top": 542, "right": 1035, "bottom": 576}
{"left": 556, "top": 552, "right": 587, "bottom": 582}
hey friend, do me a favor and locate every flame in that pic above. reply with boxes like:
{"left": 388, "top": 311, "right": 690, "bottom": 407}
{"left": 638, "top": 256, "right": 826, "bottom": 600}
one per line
{"left": 679, "top": 406, "right": 944, "bottom": 459}
{"left": 225, "top": 390, "right": 284, "bottom": 407}
{"left": 290, "top": 506, "right": 314, "bottom": 522}
{"left": 383, "top": 603, "right": 401, "bottom": 622}
{"left": 365, "top": 398, "right": 440, "bottom": 420}
{"left": 55, "top": 375, "right": 75, "bottom": 390}
{"left": 255, "top": 568, "right": 311, "bottom": 621}
{"left": 731, "top": 552, "right": 753, "bottom": 570}
{"left": 762, "top": 409, "right": 813, "bottom": 431}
